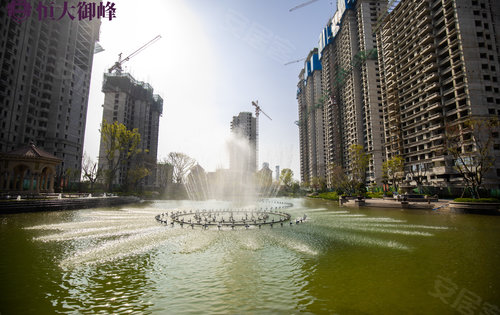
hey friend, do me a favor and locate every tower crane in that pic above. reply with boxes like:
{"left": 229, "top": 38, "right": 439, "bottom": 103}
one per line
{"left": 284, "top": 57, "right": 306, "bottom": 66}
{"left": 252, "top": 100, "right": 272, "bottom": 121}
{"left": 108, "top": 35, "right": 162, "bottom": 74}
{"left": 251, "top": 100, "right": 272, "bottom": 169}
{"left": 289, "top": 0, "right": 320, "bottom": 12}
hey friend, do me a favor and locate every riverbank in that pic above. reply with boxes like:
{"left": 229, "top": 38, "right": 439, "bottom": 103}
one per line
{"left": 0, "top": 196, "right": 142, "bottom": 214}
{"left": 341, "top": 197, "right": 450, "bottom": 211}
{"left": 308, "top": 195, "right": 450, "bottom": 211}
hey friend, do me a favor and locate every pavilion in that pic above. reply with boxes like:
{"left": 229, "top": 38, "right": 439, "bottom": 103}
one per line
{"left": 0, "top": 143, "right": 62, "bottom": 194}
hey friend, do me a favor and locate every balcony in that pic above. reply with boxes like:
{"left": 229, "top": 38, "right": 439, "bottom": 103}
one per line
{"left": 427, "top": 102, "right": 441, "bottom": 111}
{"left": 424, "top": 73, "right": 438, "bottom": 83}
{"left": 444, "top": 97, "right": 457, "bottom": 107}
{"left": 421, "top": 44, "right": 434, "bottom": 55}
{"left": 417, "top": 7, "right": 428, "bottom": 19}
{"left": 424, "top": 63, "right": 438, "bottom": 73}
{"left": 428, "top": 112, "right": 442, "bottom": 121}
{"left": 423, "top": 53, "right": 437, "bottom": 64}
{"left": 425, "top": 82, "right": 439, "bottom": 93}
{"left": 431, "top": 166, "right": 455, "bottom": 174}
{"left": 428, "top": 122, "right": 444, "bottom": 132}
{"left": 426, "top": 92, "right": 440, "bottom": 102}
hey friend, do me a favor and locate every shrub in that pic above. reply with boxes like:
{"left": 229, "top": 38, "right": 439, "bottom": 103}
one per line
{"left": 311, "top": 192, "right": 339, "bottom": 200}
{"left": 367, "top": 191, "right": 384, "bottom": 199}
{"left": 454, "top": 198, "right": 500, "bottom": 203}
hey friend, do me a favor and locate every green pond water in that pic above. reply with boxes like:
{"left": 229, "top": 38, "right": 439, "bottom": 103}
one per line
{"left": 0, "top": 198, "right": 499, "bottom": 314}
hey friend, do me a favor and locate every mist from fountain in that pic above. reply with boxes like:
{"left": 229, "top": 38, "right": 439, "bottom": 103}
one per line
{"left": 184, "top": 133, "right": 281, "bottom": 207}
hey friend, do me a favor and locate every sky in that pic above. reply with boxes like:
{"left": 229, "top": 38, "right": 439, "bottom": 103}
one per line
{"left": 84, "top": 0, "right": 338, "bottom": 180}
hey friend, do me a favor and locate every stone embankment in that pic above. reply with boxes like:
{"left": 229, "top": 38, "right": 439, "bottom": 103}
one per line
{"left": 339, "top": 196, "right": 450, "bottom": 211}
{"left": 0, "top": 195, "right": 141, "bottom": 214}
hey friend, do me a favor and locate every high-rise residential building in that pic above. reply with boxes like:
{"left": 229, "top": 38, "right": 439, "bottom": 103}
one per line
{"left": 299, "top": 0, "right": 386, "bottom": 187}
{"left": 99, "top": 72, "right": 163, "bottom": 188}
{"left": 0, "top": 1, "right": 100, "bottom": 182}
{"left": 297, "top": 68, "right": 310, "bottom": 183}
{"left": 297, "top": 48, "right": 325, "bottom": 185}
{"left": 275, "top": 165, "right": 280, "bottom": 181}
{"left": 377, "top": 0, "right": 500, "bottom": 188}
{"left": 230, "top": 112, "right": 257, "bottom": 173}
{"left": 319, "top": 16, "right": 343, "bottom": 182}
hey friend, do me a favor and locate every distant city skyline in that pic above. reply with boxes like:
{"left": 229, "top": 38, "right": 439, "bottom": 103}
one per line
{"left": 83, "top": 0, "right": 340, "bottom": 180}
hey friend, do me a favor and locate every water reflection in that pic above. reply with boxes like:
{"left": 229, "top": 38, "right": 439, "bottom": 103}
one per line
{"left": 18, "top": 199, "right": 497, "bottom": 314}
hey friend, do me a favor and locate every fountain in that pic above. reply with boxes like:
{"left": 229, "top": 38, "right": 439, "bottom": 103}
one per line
{"left": 157, "top": 133, "right": 294, "bottom": 229}
{"left": 155, "top": 200, "right": 295, "bottom": 229}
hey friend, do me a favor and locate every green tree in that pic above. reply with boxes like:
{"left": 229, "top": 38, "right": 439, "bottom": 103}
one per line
{"left": 446, "top": 118, "right": 499, "bottom": 198}
{"left": 383, "top": 155, "right": 405, "bottom": 193}
{"left": 100, "top": 120, "right": 143, "bottom": 192}
{"left": 127, "top": 166, "right": 151, "bottom": 191}
{"left": 349, "top": 144, "right": 369, "bottom": 195}
{"left": 280, "top": 168, "right": 294, "bottom": 191}
{"left": 291, "top": 180, "right": 301, "bottom": 195}
{"left": 310, "top": 176, "right": 326, "bottom": 192}
{"left": 327, "top": 163, "right": 350, "bottom": 193}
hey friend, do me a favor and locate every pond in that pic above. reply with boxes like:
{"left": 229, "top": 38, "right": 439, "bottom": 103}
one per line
{"left": 1, "top": 198, "right": 499, "bottom": 314}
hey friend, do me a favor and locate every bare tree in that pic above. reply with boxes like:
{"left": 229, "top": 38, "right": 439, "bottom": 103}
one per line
{"left": 407, "top": 162, "right": 429, "bottom": 194}
{"left": 382, "top": 155, "right": 404, "bottom": 193}
{"left": 167, "top": 152, "right": 196, "bottom": 184}
{"left": 446, "top": 118, "right": 499, "bottom": 198}
{"left": 157, "top": 158, "right": 174, "bottom": 193}
{"left": 82, "top": 153, "right": 101, "bottom": 190}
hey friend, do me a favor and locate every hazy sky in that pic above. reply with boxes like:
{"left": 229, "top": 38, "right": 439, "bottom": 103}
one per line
{"left": 84, "top": 0, "right": 338, "bottom": 179}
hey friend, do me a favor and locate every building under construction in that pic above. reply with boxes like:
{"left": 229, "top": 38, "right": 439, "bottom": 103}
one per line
{"left": 298, "top": 0, "right": 386, "bottom": 187}
{"left": 297, "top": 48, "right": 326, "bottom": 186}
{"left": 377, "top": 0, "right": 500, "bottom": 188}
{"left": 298, "top": 0, "right": 500, "bottom": 191}
{"left": 98, "top": 73, "right": 163, "bottom": 188}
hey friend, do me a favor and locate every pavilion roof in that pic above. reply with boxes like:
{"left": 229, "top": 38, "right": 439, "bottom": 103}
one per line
{"left": 2, "top": 143, "right": 62, "bottom": 162}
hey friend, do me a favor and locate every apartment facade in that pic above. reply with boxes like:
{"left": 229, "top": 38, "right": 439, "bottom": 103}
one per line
{"left": 99, "top": 73, "right": 163, "bottom": 188}
{"left": 299, "top": 0, "right": 386, "bottom": 187}
{"left": 0, "top": 1, "right": 100, "bottom": 182}
{"left": 378, "top": 0, "right": 500, "bottom": 188}
{"left": 297, "top": 68, "right": 310, "bottom": 183}
{"left": 297, "top": 48, "right": 325, "bottom": 185}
